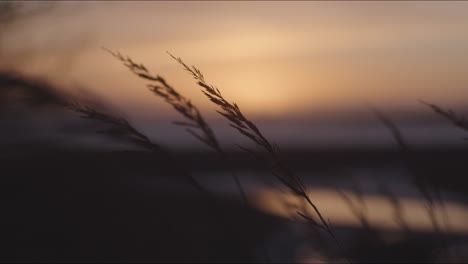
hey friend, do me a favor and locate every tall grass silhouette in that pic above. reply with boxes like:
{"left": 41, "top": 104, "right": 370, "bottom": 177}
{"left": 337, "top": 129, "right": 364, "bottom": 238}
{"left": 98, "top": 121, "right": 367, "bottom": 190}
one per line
{"left": 372, "top": 106, "right": 451, "bottom": 253}
{"left": 105, "top": 49, "right": 220, "bottom": 152}
{"left": 105, "top": 49, "right": 247, "bottom": 204}
{"left": 0, "top": 70, "right": 211, "bottom": 194}
{"left": 66, "top": 100, "right": 213, "bottom": 196}
{"left": 168, "top": 52, "right": 348, "bottom": 260}
{"left": 66, "top": 101, "right": 162, "bottom": 152}
{"left": 371, "top": 107, "right": 434, "bottom": 204}
{"left": 422, "top": 101, "right": 468, "bottom": 135}
{"left": 3, "top": 48, "right": 464, "bottom": 262}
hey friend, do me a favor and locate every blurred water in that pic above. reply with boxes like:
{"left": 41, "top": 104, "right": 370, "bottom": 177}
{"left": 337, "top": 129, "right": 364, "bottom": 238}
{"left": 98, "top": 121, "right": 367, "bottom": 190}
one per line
{"left": 194, "top": 167, "right": 468, "bottom": 234}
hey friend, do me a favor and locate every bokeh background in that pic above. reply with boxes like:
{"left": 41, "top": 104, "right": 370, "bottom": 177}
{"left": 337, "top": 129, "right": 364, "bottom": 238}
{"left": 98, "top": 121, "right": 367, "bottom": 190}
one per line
{"left": 3, "top": 1, "right": 468, "bottom": 149}
{"left": 2, "top": 1, "right": 468, "bottom": 262}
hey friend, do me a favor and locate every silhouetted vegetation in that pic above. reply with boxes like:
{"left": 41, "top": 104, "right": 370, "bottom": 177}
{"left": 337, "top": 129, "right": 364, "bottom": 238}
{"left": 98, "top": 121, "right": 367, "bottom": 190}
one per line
{"left": 2, "top": 49, "right": 468, "bottom": 263}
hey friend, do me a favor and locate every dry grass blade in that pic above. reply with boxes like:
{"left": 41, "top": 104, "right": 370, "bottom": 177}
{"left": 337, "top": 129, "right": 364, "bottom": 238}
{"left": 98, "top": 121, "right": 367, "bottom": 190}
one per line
{"left": 375, "top": 177, "right": 410, "bottom": 233}
{"left": 371, "top": 106, "right": 447, "bottom": 238}
{"left": 371, "top": 106, "right": 435, "bottom": 202}
{"left": 66, "top": 101, "right": 211, "bottom": 195}
{"left": 421, "top": 100, "right": 468, "bottom": 135}
{"left": 0, "top": 70, "right": 68, "bottom": 108}
{"left": 370, "top": 107, "right": 408, "bottom": 151}
{"left": 167, "top": 52, "right": 304, "bottom": 193}
{"left": 336, "top": 183, "right": 373, "bottom": 234}
{"left": 106, "top": 49, "right": 247, "bottom": 204}
{"left": 419, "top": 100, "right": 463, "bottom": 233}
{"left": 105, "top": 48, "right": 221, "bottom": 153}
{"left": 169, "top": 52, "right": 347, "bottom": 260}
{"left": 66, "top": 101, "right": 161, "bottom": 152}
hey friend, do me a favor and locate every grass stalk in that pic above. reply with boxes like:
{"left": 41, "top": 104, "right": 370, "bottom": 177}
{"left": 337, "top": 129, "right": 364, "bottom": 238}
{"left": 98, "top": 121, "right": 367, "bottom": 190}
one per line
{"left": 169, "top": 52, "right": 349, "bottom": 261}
{"left": 106, "top": 49, "right": 248, "bottom": 205}
{"left": 371, "top": 106, "right": 449, "bottom": 246}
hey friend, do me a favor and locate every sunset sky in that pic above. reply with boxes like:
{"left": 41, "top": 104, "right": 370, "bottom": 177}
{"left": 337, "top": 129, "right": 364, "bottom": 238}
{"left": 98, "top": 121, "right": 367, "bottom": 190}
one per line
{"left": 3, "top": 1, "right": 468, "bottom": 148}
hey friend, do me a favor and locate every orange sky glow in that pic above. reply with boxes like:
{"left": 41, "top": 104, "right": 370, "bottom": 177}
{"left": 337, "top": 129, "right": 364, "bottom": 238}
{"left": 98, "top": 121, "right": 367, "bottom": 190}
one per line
{"left": 3, "top": 1, "right": 468, "bottom": 119}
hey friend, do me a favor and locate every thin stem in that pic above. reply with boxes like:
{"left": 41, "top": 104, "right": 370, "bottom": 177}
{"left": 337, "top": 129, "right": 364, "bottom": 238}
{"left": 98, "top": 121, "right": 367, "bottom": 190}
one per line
{"left": 170, "top": 53, "right": 349, "bottom": 262}
{"left": 106, "top": 49, "right": 248, "bottom": 206}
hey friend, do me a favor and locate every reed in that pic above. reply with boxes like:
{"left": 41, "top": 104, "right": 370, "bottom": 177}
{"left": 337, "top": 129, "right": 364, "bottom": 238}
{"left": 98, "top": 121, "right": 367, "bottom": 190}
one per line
{"left": 421, "top": 100, "right": 468, "bottom": 135}
{"left": 66, "top": 100, "right": 215, "bottom": 196}
{"left": 106, "top": 49, "right": 247, "bottom": 204}
{"left": 66, "top": 101, "right": 161, "bottom": 152}
{"left": 169, "top": 52, "right": 348, "bottom": 260}
{"left": 371, "top": 106, "right": 448, "bottom": 242}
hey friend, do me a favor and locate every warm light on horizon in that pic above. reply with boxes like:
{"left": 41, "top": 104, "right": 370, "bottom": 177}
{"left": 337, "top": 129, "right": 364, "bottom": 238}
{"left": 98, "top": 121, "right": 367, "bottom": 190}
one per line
{"left": 254, "top": 188, "right": 468, "bottom": 233}
{"left": 3, "top": 1, "right": 468, "bottom": 118}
